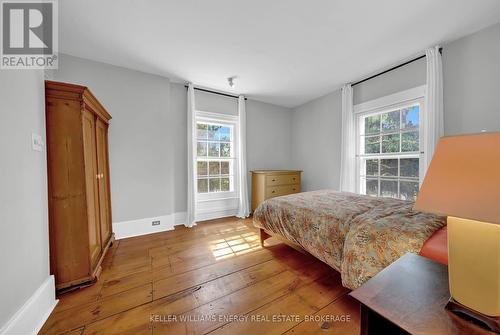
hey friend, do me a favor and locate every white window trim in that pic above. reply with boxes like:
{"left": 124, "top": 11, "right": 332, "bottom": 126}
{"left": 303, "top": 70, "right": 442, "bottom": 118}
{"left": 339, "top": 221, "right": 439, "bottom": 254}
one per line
{"left": 354, "top": 85, "right": 427, "bottom": 198}
{"left": 195, "top": 110, "right": 240, "bottom": 203}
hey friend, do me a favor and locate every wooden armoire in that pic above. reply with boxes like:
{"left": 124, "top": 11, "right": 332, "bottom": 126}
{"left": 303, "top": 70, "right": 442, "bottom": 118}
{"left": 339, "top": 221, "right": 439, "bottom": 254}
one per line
{"left": 45, "top": 81, "right": 114, "bottom": 291}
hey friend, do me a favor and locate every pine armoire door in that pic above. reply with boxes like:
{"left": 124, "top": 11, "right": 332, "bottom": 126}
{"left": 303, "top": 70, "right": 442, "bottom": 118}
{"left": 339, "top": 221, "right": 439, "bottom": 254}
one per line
{"left": 96, "top": 118, "right": 112, "bottom": 245}
{"left": 82, "top": 109, "right": 102, "bottom": 267}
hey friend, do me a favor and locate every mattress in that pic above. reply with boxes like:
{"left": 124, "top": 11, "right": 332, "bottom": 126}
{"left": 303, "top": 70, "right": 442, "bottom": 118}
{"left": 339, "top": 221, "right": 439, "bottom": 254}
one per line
{"left": 253, "top": 190, "right": 446, "bottom": 289}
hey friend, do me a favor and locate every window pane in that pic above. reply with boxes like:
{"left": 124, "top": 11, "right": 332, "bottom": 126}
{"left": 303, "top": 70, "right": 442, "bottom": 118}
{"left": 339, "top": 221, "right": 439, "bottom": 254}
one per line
{"left": 220, "top": 161, "right": 229, "bottom": 175}
{"left": 364, "top": 115, "right": 380, "bottom": 135}
{"left": 380, "top": 159, "right": 398, "bottom": 177}
{"left": 221, "top": 177, "right": 230, "bottom": 191}
{"left": 382, "top": 134, "right": 400, "bottom": 153}
{"left": 400, "top": 181, "right": 419, "bottom": 201}
{"left": 220, "top": 127, "right": 231, "bottom": 141}
{"left": 400, "top": 158, "right": 419, "bottom": 178}
{"left": 220, "top": 143, "right": 231, "bottom": 157}
{"left": 401, "top": 131, "right": 419, "bottom": 152}
{"left": 208, "top": 142, "right": 219, "bottom": 157}
{"left": 402, "top": 105, "right": 419, "bottom": 130}
{"left": 197, "top": 141, "right": 207, "bottom": 157}
{"left": 380, "top": 180, "right": 398, "bottom": 198}
{"left": 365, "top": 136, "right": 380, "bottom": 154}
{"left": 197, "top": 161, "right": 207, "bottom": 176}
{"left": 381, "top": 110, "right": 400, "bottom": 132}
{"left": 195, "top": 120, "right": 233, "bottom": 194}
{"left": 197, "top": 123, "right": 208, "bottom": 139}
{"left": 208, "top": 125, "right": 221, "bottom": 140}
{"left": 366, "top": 179, "right": 378, "bottom": 196}
{"left": 209, "top": 178, "right": 220, "bottom": 192}
{"left": 197, "top": 178, "right": 208, "bottom": 193}
{"left": 365, "top": 159, "right": 379, "bottom": 176}
{"left": 209, "top": 161, "right": 220, "bottom": 175}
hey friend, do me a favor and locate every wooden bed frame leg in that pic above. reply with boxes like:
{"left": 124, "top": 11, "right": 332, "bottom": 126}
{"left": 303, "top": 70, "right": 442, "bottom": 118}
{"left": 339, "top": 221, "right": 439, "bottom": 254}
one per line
{"left": 259, "top": 228, "right": 271, "bottom": 246}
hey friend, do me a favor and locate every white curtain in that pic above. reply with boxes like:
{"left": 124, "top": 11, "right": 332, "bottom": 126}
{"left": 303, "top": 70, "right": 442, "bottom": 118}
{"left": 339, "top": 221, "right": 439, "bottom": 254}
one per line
{"left": 340, "top": 84, "right": 356, "bottom": 193}
{"left": 186, "top": 84, "right": 197, "bottom": 227}
{"left": 236, "top": 96, "right": 250, "bottom": 218}
{"left": 424, "top": 46, "right": 444, "bottom": 171}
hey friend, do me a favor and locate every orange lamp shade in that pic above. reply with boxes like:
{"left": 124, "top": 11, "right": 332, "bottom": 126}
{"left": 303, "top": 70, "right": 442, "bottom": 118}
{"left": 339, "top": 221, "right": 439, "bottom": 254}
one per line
{"left": 414, "top": 132, "right": 500, "bottom": 225}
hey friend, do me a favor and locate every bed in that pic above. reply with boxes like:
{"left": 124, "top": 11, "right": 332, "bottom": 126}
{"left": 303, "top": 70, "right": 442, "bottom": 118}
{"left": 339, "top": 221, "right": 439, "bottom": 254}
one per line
{"left": 253, "top": 190, "right": 447, "bottom": 289}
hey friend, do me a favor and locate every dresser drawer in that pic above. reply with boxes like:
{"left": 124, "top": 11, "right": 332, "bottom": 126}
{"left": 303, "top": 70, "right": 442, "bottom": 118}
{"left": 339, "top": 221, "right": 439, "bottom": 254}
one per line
{"left": 266, "top": 174, "right": 300, "bottom": 186}
{"left": 265, "top": 184, "right": 300, "bottom": 199}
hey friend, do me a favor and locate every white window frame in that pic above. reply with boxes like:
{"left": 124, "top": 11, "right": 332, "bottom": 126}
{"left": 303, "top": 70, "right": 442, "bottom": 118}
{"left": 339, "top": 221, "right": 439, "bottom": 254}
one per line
{"left": 354, "top": 85, "right": 426, "bottom": 199}
{"left": 195, "top": 110, "right": 239, "bottom": 202}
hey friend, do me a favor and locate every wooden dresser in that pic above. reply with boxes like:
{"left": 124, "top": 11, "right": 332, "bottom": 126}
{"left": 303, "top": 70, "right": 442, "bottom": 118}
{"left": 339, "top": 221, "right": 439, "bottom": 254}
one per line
{"left": 45, "top": 81, "right": 114, "bottom": 292}
{"left": 251, "top": 170, "right": 302, "bottom": 212}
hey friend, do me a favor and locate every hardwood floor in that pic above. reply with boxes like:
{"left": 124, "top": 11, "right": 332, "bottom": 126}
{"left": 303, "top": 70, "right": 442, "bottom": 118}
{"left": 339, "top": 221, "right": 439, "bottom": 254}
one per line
{"left": 40, "top": 217, "right": 360, "bottom": 335}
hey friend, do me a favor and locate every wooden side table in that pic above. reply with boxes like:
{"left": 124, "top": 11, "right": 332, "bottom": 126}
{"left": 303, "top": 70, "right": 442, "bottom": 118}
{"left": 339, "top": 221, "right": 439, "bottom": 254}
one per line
{"left": 349, "top": 253, "right": 495, "bottom": 335}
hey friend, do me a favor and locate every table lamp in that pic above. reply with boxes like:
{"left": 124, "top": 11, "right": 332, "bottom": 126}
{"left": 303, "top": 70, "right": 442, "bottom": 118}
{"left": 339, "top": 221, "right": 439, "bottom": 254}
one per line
{"left": 414, "top": 132, "right": 499, "bottom": 333}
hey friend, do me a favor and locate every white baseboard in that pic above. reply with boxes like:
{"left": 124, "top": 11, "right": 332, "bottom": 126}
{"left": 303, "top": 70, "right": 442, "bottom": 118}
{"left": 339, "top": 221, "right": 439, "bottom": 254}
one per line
{"left": 173, "top": 212, "right": 187, "bottom": 226}
{"left": 113, "top": 214, "right": 173, "bottom": 239}
{"left": 113, "top": 212, "right": 188, "bottom": 239}
{"left": 0, "top": 275, "right": 58, "bottom": 335}
{"left": 113, "top": 208, "right": 239, "bottom": 239}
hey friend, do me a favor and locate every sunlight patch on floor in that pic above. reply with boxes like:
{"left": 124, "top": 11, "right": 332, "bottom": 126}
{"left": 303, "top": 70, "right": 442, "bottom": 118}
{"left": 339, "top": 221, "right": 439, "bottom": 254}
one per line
{"left": 209, "top": 230, "right": 262, "bottom": 260}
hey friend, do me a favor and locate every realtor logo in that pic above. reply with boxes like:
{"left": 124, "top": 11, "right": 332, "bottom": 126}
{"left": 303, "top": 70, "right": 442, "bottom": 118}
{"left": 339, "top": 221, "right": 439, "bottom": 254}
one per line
{"left": 1, "top": 0, "right": 58, "bottom": 69}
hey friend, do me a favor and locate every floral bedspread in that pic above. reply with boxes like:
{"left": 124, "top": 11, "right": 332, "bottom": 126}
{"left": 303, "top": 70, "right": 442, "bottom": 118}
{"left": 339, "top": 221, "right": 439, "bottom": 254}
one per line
{"left": 253, "top": 190, "right": 445, "bottom": 289}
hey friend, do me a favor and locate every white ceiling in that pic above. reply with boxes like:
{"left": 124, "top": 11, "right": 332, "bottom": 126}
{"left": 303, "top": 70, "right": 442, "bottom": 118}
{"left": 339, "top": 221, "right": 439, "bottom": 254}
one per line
{"left": 60, "top": 0, "right": 500, "bottom": 108}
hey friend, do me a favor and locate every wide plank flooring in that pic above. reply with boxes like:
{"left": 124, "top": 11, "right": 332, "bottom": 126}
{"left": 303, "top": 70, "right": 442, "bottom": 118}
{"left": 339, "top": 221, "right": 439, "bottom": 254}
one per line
{"left": 40, "top": 217, "right": 360, "bottom": 335}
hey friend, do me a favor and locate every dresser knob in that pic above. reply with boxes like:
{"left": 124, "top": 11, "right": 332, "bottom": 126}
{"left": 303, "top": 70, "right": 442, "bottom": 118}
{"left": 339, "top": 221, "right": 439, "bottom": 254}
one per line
{"left": 272, "top": 179, "right": 276, "bottom": 182}
{"left": 272, "top": 190, "right": 275, "bottom": 193}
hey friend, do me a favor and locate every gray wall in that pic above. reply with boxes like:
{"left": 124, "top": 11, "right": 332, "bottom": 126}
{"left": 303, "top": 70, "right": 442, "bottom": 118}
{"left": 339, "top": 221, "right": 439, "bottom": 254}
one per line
{"left": 291, "top": 91, "right": 342, "bottom": 191}
{"left": 353, "top": 57, "right": 426, "bottom": 105}
{"left": 169, "top": 83, "right": 189, "bottom": 213}
{"left": 291, "top": 43, "right": 427, "bottom": 192}
{"left": 170, "top": 84, "right": 293, "bottom": 201}
{"left": 292, "top": 21, "right": 500, "bottom": 192}
{"left": 443, "top": 21, "right": 500, "bottom": 135}
{"left": 52, "top": 54, "right": 173, "bottom": 223}
{"left": 0, "top": 70, "right": 50, "bottom": 326}
{"left": 195, "top": 89, "right": 238, "bottom": 116}
{"left": 246, "top": 99, "right": 293, "bottom": 173}
{"left": 2, "top": 17, "right": 497, "bottom": 333}
{"left": 52, "top": 57, "right": 293, "bottom": 220}
{"left": 0, "top": 59, "right": 292, "bottom": 329}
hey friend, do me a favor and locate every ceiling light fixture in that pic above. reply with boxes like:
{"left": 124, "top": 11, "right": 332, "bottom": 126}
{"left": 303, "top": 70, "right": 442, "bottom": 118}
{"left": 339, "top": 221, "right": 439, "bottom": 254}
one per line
{"left": 227, "top": 76, "right": 237, "bottom": 88}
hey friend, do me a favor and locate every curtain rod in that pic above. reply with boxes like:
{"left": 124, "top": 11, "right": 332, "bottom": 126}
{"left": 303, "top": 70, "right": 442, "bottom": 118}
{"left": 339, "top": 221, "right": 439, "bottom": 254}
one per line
{"left": 184, "top": 85, "right": 247, "bottom": 100}
{"left": 351, "top": 47, "right": 443, "bottom": 87}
